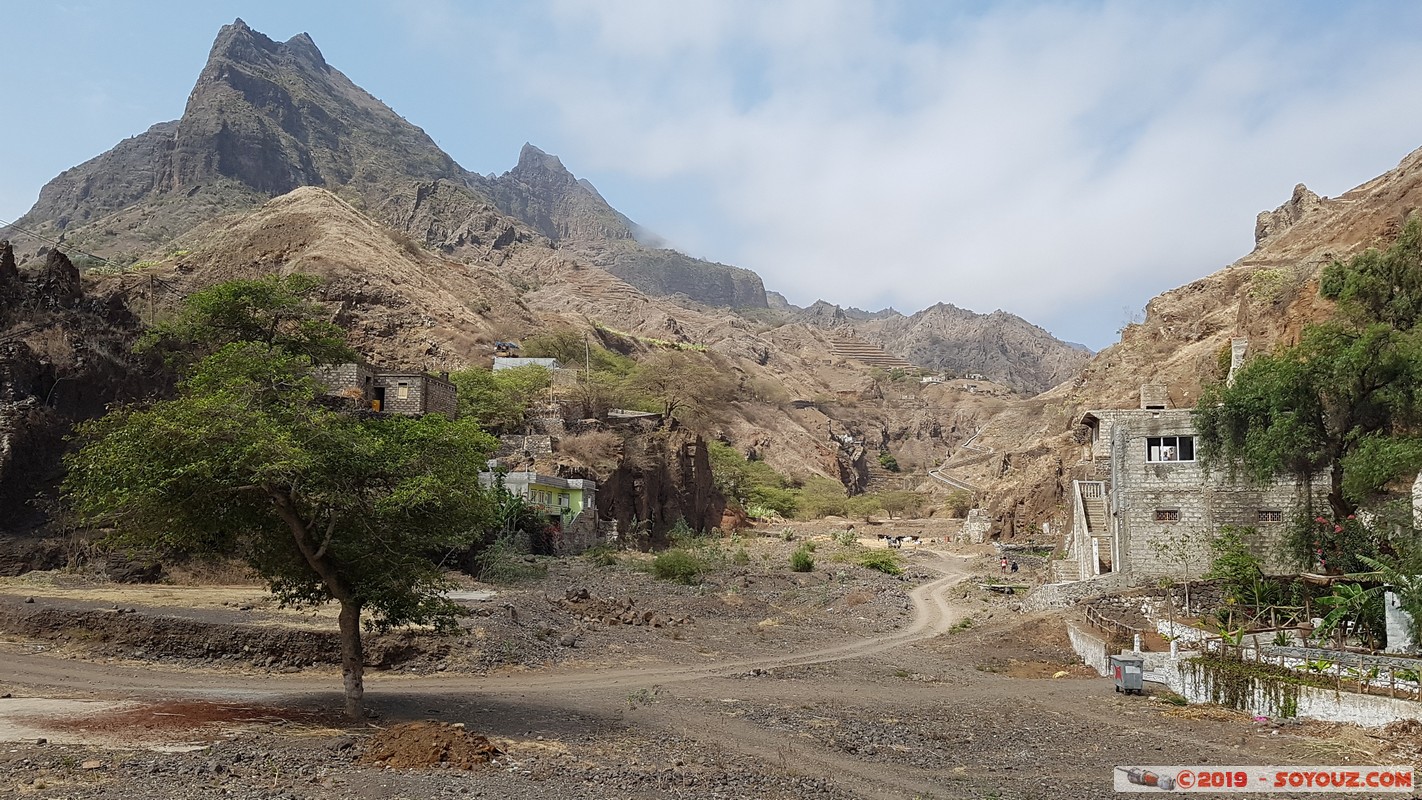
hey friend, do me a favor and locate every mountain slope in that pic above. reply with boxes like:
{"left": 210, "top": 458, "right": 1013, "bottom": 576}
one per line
{"left": 775, "top": 298, "right": 1090, "bottom": 394}
{"left": 482, "top": 144, "right": 767, "bottom": 308}
{"left": 951, "top": 142, "right": 1422, "bottom": 539}
{"left": 7, "top": 20, "right": 764, "bottom": 309}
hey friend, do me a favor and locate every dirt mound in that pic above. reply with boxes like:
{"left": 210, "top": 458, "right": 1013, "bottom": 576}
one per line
{"left": 359, "top": 721, "right": 502, "bottom": 769}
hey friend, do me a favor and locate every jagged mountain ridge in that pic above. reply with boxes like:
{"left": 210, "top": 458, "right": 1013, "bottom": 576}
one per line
{"left": 773, "top": 297, "right": 1090, "bottom": 394}
{"left": 7, "top": 20, "right": 763, "bottom": 309}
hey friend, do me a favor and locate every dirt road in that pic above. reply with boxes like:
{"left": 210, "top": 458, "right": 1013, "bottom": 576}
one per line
{"left": 0, "top": 545, "right": 1382, "bottom": 799}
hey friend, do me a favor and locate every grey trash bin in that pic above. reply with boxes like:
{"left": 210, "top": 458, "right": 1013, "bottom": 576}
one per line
{"left": 1111, "top": 654, "right": 1144, "bottom": 695}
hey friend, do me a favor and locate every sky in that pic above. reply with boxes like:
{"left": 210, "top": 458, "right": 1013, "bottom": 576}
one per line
{"left": 5, "top": 2, "right": 1422, "bottom": 350}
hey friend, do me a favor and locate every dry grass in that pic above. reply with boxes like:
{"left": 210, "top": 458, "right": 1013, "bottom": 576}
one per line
{"left": 162, "top": 556, "right": 261, "bottom": 586}
{"left": 557, "top": 430, "right": 623, "bottom": 472}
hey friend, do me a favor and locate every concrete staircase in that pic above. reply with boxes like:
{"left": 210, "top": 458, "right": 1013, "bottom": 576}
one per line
{"left": 1078, "top": 482, "right": 1112, "bottom": 572}
{"left": 829, "top": 336, "right": 916, "bottom": 371}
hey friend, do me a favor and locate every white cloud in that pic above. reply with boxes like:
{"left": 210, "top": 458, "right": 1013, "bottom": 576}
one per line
{"left": 317, "top": 3, "right": 1422, "bottom": 346}
{"left": 8, "top": 3, "right": 1421, "bottom": 350}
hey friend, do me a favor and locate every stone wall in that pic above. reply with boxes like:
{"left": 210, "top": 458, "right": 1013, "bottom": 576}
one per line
{"left": 313, "top": 362, "right": 374, "bottom": 404}
{"left": 1067, "top": 621, "right": 1111, "bottom": 676}
{"left": 1023, "top": 572, "right": 1132, "bottom": 610}
{"left": 373, "top": 373, "right": 426, "bottom": 414}
{"left": 424, "top": 375, "right": 457, "bottom": 417}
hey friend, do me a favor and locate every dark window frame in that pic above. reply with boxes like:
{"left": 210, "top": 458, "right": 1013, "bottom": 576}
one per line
{"left": 1146, "top": 435, "right": 1196, "bottom": 463}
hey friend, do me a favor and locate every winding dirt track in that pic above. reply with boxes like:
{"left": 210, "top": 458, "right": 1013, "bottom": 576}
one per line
{"left": 0, "top": 552, "right": 971, "bottom": 699}
{"left": 0, "top": 552, "right": 977, "bottom": 800}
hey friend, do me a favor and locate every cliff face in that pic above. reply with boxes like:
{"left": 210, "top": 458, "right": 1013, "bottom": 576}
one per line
{"left": 947, "top": 142, "right": 1422, "bottom": 540}
{"left": 7, "top": 21, "right": 765, "bottom": 310}
{"left": 482, "top": 145, "right": 768, "bottom": 309}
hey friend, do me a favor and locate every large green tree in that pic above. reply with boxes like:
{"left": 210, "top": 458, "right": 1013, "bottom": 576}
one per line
{"left": 448, "top": 364, "right": 552, "bottom": 433}
{"left": 66, "top": 277, "right": 496, "bottom": 719}
{"left": 1197, "top": 217, "right": 1422, "bottom": 520}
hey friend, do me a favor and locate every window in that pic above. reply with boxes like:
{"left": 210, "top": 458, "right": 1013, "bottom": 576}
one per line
{"left": 1154, "top": 509, "right": 1180, "bottom": 522}
{"left": 558, "top": 494, "right": 570, "bottom": 507}
{"left": 397, "top": 382, "right": 410, "bottom": 400}
{"left": 1147, "top": 436, "right": 1195, "bottom": 462}
{"left": 1258, "top": 510, "right": 1282, "bottom": 523}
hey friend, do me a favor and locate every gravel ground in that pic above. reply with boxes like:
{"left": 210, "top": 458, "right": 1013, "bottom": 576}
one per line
{"left": 0, "top": 533, "right": 1409, "bottom": 799}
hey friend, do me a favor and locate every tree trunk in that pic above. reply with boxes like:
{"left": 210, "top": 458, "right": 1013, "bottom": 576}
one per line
{"left": 1328, "top": 460, "right": 1352, "bottom": 519}
{"left": 338, "top": 598, "right": 365, "bottom": 720}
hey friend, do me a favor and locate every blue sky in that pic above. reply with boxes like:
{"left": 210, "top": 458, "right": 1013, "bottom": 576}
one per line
{"left": 6, "top": 1, "right": 1422, "bottom": 350}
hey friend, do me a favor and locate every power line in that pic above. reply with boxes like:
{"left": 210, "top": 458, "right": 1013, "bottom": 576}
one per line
{"left": 0, "top": 216, "right": 127, "bottom": 270}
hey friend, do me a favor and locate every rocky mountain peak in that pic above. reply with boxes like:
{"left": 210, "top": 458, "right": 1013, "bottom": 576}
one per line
{"left": 282, "top": 32, "right": 328, "bottom": 69}
{"left": 515, "top": 143, "right": 572, "bottom": 179}
{"left": 1254, "top": 183, "right": 1323, "bottom": 247}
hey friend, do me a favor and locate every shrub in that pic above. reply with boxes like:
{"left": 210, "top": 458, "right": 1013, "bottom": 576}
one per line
{"left": 652, "top": 549, "right": 703, "bottom": 584}
{"left": 476, "top": 535, "right": 547, "bottom": 584}
{"left": 794, "top": 476, "right": 850, "bottom": 518}
{"left": 834, "top": 528, "right": 858, "bottom": 546}
{"left": 877, "top": 452, "right": 900, "bottom": 472}
{"left": 732, "top": 548, "right": 751, "bottom": 566}
{"left": 790, "top": 547, "right": 815, "bottom": 573}
{"left": 859, "top": 550, "right": 904, "bottom": 576}
{"left": 944, "top": 490, "right": 974, "bottom": 518}
{"left": 557, "top": 430, "right": 623, "bottom": 471}
{"left": 585, "top": 545, "right": 620, "bottom": 567}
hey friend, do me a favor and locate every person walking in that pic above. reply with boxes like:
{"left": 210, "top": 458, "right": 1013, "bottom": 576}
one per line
{"left": 1000, "top": 556, "right": 1009, "bottom": 574}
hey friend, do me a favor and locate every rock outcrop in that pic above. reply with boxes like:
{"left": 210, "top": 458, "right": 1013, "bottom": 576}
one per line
{"left": 1254, "top": 183, "right": 1323, "bottom": 247}
{"left": 483, "top": 144, "right": 768, "bottom": 308}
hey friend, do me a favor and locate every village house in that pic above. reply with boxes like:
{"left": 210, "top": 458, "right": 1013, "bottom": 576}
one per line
{"left": 314, "top": 361, "right": 458, "bottom": 417}
{"left": 477, "top": 468, "right": 600, "bottom": 555}
{"left": 492, "top": 356, "right": 561, "bottom": 371}
{"left": 1063, "top": 380, "right": 1325, "bottom": 584}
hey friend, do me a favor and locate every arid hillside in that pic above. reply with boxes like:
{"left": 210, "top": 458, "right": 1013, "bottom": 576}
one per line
{"left": 955, "top": 142, "right": 1422, "bottom": 539}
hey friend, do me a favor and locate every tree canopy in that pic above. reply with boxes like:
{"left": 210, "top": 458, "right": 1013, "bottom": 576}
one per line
{"left": 1195, "top": 216, "right": 1422, "bottom": 569}
{"left": 66, "top": 276, "right": 496, "bottom": 718}
{"left": 447, "top": 364, "right": 551, "bottom": 434}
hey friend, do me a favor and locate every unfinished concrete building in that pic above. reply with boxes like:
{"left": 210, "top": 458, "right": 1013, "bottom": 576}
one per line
{"left": 1062, "top": 382, "right": 1323, "bottom": 584}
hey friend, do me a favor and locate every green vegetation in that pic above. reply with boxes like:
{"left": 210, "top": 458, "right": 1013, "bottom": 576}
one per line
{"left": 793, "top": 476, "right": 851, "bottom": 518}
{"left": 708, "top": 442, "right": 797, "bottom": 518}
{"left": 857, "top": 549, "right": 904, "bottom": 576}
{"left": 1195, "top": 217, "right": 1422, "bottom": 647}
{"left": 627, "top": 350, "right": 735, "bottom": 424}
{"left": 944, "top": 490, "right": 974, "bottom": 518}
{"left": 64, "top": 276, "right": 497, "bottom": 720}
{"left": 1197, "top": 216, "right": 1422, "bottom": 529}
{"left": 475, "top": 534, "right": 547, "bottom": 584}
{"left": 877, "top": 451, "right": 900, "bottom": 472}
{"left": 447, "top": 364, "right": 551, "bottom": 434}
{"left": 790, "top": 546, "right": 815, "bottom": 572}
{"left": 521, "top": 329, "right": 636, "bottom": 375}
{"left": 1184, "top": 653, "right": 1324, "bottom": 718}
{"left": 877, "top": 490, "right": 926, "bottom": 520}
{"left": 651, "top": 549, "right": 705, "bottom": 584}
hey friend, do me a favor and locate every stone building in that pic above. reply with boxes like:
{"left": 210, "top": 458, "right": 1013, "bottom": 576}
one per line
{"left": 314, "top": 362, "right": 458, "bottom": 417}
{"left": 1064, "top": 384, "right": 1325, "bottom": 583}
